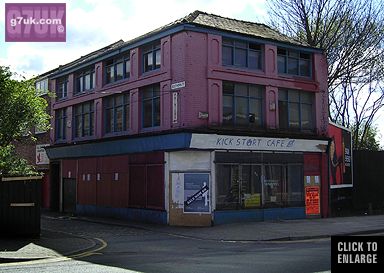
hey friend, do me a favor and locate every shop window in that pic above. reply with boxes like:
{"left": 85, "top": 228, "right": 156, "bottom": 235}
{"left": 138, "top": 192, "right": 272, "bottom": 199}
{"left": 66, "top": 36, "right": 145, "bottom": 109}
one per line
{"left": 74, "top": 101, "right": 94, "bottom": 138}
{"left": 263, "top": 165, "right": 284, "bottom": 206}
{"left": 141, "top": 84, "right": 160, "bottom": 128}
{"left": 56, "top": 76, "right": 68, "bottom": 100}
{"left": 216, "top": 164, "right": 262, "bottom": 210}
{"left": 222, "top": 38, "right": 262, "bottom": 70}
{"left": 279, "top": 89, "right": 314, "bottom": 131}
{"left": 55, "top": 108, "right": 66, "bottom": 141}
{"left": 142, "top": 41, "right": 161, "bottom": 73}
{"left": 216, "top": 163, "right": 304, "bottom": 210}
{"left": 105, "top": 54, "right": 130, "bottom": 84}
{"left": 223, "top": 82, "right": 263, "bottom": 127}
{"left": 104, "top": 92, "right": 130, "bottom": 134}
{"left": 277, "top": 48, "right": 311, "bottom": 77}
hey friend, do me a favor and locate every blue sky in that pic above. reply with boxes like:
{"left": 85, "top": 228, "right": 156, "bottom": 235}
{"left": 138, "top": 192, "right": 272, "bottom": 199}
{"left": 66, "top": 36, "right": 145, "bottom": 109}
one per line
{"left": 0, "top": 0, "right": 267, "bottom": 77}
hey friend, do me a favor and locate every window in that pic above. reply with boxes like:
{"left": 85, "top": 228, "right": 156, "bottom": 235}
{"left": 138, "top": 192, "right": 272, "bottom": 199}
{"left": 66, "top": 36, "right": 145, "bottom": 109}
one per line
{"left": 35, "top": 79, "right": 48, "bottom": 95}
{"left": 223, "top": 82, "right": 263, "bottom": 127}
{"left": 105, "top": 55, "right": 130, "bottom": 84}
{"left": 279, "top": 89, "right": 314, "bottom": 131}
{"left": 216, "top": 163, "right": 304, "bottom": 210}
{"left": 216, "top": 164, "right": 262, "bottom": 210}
{"left": 74, "top": 101, "right": 94, "bottom": 138}
{"left": 56, "top": 76, "right": 68, "bottom": 100}
{"left": 142, "top": 42, "right": 161, "bottom": 73}
{"left": 263, "top": 164, "right": 304, "bottom": 207}
{"left": 142, "top": 84, "right": 160, "bottom": 128}
{"left": 55, "top": 108, "right": 66, "bottom": 141}
{"left": 75, "top": 68, "right": 95, "bottom": 94}
{"left": 222, "top": 38, "right": 262, "bottom": 70}
{"left": 277, "top": 48, "right": 311, "bottom": 77}
{"left": 104, "top": 93, "right": 130, "bottom": 134}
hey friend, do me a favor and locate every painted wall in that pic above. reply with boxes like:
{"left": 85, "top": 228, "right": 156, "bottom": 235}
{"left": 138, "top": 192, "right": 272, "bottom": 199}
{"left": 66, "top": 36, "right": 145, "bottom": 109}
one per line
{"left": 50, "top": 30, "right": 329, "bottom": 145}
{"left": 60, "top": 152, "right": 165, "bottom": 211}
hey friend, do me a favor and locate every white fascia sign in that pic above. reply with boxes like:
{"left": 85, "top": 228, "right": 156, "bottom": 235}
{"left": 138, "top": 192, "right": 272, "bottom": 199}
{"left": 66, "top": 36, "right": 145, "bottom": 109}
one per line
{"left": 190, "top": 134, "right": 328, "bottom": 153}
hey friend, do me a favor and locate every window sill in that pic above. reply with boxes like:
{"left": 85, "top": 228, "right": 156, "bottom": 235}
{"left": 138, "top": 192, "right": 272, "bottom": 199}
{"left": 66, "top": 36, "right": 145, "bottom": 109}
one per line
{"left": 56, "top": 97, "right": 69, "bottom": 103}
{"left": 222, "top": 64, "right": 263, "bottom": 74}
{"left": 104, "top": 77, "right": 130, "bottom": 88}
{"left": 277, "top": 73, "right": 313, "bottom": 81}
{"left": 73, "top": 136, "right": 96, "bottom": 142}
{"left": 103, "top": 131, "right": 130, "bottom": 138}
{"left": 140, "top": 126, "right": 161, "bottom": 133}
{"left": 73, "top": 90, "right": 95, "bottom": 98}
{"left": 141, "top": 69, "right": 161, "bottom": 78}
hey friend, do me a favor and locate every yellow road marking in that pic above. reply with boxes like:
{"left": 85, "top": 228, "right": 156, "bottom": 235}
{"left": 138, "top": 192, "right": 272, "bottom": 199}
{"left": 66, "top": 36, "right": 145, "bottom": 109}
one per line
{"left": 69, "top": 238, "right": 107, "bottom": 259}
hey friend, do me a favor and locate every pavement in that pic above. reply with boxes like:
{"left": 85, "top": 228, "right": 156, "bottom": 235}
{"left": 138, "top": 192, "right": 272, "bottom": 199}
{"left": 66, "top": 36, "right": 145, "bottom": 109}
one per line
{"left": 1, "top": 211, "right": 384, "bottom": 264}
{"left": 0, "top": 224, "right": 96, "bottom": 264}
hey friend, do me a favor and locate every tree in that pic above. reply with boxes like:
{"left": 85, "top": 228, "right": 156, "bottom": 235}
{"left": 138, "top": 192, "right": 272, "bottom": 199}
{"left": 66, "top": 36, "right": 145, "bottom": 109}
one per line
{"left": 267, "top": 0, "right": 384, "bottom": 148}
{"left": 351, "top": 123, "right": 381, "bottom": 151}
{"left": 0, "top": 145, "right": 38, "bottom": 176}
{"left": 0, "top": 66, "right": 50, "bottom": 176}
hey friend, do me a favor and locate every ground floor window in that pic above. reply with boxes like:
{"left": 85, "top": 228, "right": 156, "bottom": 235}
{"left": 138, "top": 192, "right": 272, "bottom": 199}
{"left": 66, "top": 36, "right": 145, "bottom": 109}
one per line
{"left": 216, "top": 163, "right": 304, "bottom": 210}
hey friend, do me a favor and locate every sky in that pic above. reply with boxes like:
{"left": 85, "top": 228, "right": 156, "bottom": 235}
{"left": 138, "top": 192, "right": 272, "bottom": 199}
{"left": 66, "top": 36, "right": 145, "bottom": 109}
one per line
{"left": 0, "top": 0, "right": 268, "bottom": 77}
{"left": 1, "top": 0, "right": 383, "bottom": 145}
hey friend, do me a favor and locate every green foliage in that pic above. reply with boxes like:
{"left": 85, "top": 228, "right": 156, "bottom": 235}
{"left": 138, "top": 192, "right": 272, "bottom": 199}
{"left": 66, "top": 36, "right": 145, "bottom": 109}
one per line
{"left": 0, "top": 145, "right": 40, "bottom": 176}
{"left": 351, "top": 123, "right": 382, "bottom": 151}
{"left": 0, "top": 66, "right": 50, "bottom": 176}
{"left": 0, "top": 66, "right": 50, "bottom": 147}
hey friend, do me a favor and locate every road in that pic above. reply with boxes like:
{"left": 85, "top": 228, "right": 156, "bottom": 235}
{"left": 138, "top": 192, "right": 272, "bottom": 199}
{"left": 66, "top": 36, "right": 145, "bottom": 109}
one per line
{"left": 0, "top": 217, "right": 332, "bottom": 273}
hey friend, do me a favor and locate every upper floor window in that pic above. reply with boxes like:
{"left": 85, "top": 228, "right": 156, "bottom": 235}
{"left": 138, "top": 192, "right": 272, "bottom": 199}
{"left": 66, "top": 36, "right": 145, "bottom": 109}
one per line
{"left": 222, "top": 38, "right": 262, "bottom": 70}
{"left": 278, "top": 89, "right": 314, "bottom": 131}
{"left": 277, "top": 48, "right": 311, "bottom": 77}
{"left": 223, "top": 82, "right": 264, "bottom": 127}
{"left": 35, "top": 78, "right": 48, "bottom": 96}
{"left": 104, "top": 93, "right": 130, "bottom": 134}
{"left": 141, "top": 84, "right": 160, "bottom": 128}
{"left": 74, "top": 101, "right": 94, "bottom": 138}
{"left": 75, "top": 68, "right": 95, "bottom": 95}
{"left": 105, "top": 55, "right": 130, "bottom": 84}
{"left": 55, "top": 108, "right": 66, "bottom": 141}
{"left": 142, "top": 42, "right": 161, "bottom": 73}
{"left": 56, "top": 76, "right": 68, "bottom": 100}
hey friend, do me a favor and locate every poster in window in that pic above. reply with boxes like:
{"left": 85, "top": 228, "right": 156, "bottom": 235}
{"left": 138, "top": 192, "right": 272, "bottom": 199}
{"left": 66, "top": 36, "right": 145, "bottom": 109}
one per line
{"left": 184, "top": 173, "right": 210, "bottom": 213}
{"left": 305, "top": 186, "right": 320, "bottom": 215}
{"left": 329, "top": 122, "right": 353, "bottom": 188}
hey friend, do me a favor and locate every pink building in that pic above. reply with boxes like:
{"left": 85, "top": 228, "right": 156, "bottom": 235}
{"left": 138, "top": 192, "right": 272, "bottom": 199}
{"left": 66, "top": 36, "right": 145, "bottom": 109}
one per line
{"left": 46, "top": 11, "right": 329, "bottom": 226}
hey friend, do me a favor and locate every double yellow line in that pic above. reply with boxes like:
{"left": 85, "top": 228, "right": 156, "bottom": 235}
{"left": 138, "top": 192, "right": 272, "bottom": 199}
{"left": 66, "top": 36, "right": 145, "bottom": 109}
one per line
{"left": 69, "top": 237, "right": 108, "bottom": 259}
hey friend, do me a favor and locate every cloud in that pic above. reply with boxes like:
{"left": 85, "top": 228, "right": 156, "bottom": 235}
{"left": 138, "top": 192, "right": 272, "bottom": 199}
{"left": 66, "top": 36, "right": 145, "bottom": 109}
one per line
{"left": 1, "top": 0, "right": 267, "bottom": 78}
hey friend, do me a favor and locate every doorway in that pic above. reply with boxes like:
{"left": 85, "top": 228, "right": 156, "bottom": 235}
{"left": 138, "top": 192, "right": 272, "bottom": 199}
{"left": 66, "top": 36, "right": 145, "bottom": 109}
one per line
{"left": 63, "top": 178, "right": 76, "bottom": 213}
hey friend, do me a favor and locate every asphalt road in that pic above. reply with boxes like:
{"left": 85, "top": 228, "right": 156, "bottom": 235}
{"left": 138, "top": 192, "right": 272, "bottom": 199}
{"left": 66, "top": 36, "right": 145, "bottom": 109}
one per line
{"left": 0, "top": 217, "right": 333, "bottom": 273}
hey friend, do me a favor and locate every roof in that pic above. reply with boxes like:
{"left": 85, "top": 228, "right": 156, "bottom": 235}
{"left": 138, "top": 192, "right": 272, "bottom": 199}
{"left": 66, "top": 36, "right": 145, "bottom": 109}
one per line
{"left": 182, "top": 10, "right": 306, "bottom": 46}
{"left": 122, "top": 10, "right": 307, "bottom": 49}
{"left": 51, "top": 11, "right": 314, "bottom": 77}
{"left": 51, "top": 40, "right": 124, "bottom": 77}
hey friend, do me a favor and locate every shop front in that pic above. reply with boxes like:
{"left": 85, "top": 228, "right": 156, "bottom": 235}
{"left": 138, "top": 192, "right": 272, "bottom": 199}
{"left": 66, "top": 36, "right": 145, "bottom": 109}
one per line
{"left": 167, "top": 133, "right": 329, "bottom": 226}
{"left": 46, "top": 132, "right": 329, "bottom": 226}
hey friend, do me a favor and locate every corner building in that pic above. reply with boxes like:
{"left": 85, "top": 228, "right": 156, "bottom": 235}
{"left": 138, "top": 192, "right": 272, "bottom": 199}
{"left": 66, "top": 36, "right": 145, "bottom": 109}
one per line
{"left": 46, "top": 11, "right": 329, "bottom": 226}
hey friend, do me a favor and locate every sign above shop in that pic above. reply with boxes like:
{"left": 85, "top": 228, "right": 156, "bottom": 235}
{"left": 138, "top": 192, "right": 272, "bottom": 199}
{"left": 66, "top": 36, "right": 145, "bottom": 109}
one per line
{"left": 189, "top": 134, "right": 328, "bottom": 153}
{"left": 36, "top": 144, "right": 50, "bottom": 165}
